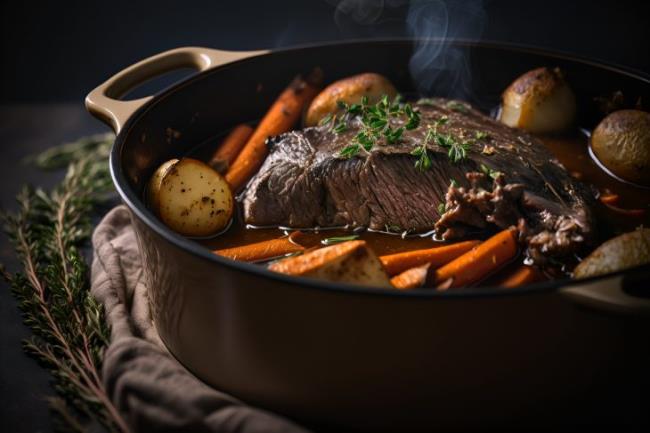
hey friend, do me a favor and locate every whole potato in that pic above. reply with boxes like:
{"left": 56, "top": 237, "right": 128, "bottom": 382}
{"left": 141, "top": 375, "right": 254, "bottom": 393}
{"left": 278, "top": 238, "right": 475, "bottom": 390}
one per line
{"left": 147, "top": 158, "right": 179, "bottom": 215}
{"left": 591, "top": 109, "right": 650, "bottom": 186}
{"left": 499, "top": 67, "right": 576, "bottom": 134}
{"left": 305, "top": 73, "right": 397, "bottom": 126}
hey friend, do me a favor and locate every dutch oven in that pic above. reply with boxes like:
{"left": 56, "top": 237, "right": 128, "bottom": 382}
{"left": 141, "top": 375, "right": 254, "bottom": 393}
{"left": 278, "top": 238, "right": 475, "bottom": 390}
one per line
{"left": 86, "top": 40, "right": 650, "bottom": 431}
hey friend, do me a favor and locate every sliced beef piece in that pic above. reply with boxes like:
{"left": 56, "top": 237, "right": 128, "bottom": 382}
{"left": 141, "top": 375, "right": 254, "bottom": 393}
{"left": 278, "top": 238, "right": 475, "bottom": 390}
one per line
{"left": 242, "top": 98, "right": 595, "bottom": 263}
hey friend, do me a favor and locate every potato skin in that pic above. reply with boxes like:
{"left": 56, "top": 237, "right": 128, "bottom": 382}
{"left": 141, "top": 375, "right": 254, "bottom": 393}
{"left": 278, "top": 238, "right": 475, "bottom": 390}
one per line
{"left": 591, "top": 109, "right": 650, "bottom": 186}
{"left": 499, "top": 67, "right": 576, "bottom": 133}
{"left": 156, "top": 158, "right": 234, "bottom": 237}
{"left": 147, "top": 158, "right": 179, "bottom": 216}
{"left": 268, "top": 240, "right": 392, "bottom": 288}
{"left": 574, "top": 228, "right": 650, "bottom": 279}
{"left": 305, "top": 73, "right": 398, "bottom": 126}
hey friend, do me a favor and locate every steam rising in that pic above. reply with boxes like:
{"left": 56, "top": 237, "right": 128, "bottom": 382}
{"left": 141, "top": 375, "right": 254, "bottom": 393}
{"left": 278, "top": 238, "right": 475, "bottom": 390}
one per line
{"left": 407, "top": 0, "right": 486, "bottom": 98}
{"left": 327, "top": 0, "right": 487, "bottom": 98}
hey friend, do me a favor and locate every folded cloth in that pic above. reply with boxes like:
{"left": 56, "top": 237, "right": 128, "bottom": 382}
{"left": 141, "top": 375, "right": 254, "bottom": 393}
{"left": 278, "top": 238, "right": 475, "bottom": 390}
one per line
{"left": 91, "top": 205, "right": 310, "bottom": 433}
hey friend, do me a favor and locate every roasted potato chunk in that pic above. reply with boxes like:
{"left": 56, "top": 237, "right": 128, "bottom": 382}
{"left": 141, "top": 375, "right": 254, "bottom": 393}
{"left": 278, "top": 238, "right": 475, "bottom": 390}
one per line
{"left": 499, "top": 67, "right": 576, "bottom": 134}
{"left": 574, "top": 228, "right": 650, "bottom": 279}
{"left": 268, "top": 240, "right": 392, "bottom": 288}
{"left": 147, "top": 158, "right": 179, "bottom": 215}
{"left": 591, "top": 109, "right": 650, "bottom": 186}
{"left": 150, "top": 158, "right": 233, "bottom": 237}
{"left": 305, "top": 73, "right": 398, "bottom": 126}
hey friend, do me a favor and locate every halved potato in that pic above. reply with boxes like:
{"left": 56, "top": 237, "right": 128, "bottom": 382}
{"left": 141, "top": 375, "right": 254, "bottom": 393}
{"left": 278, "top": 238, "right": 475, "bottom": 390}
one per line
{"left": 147, "top": 158, "right": 179, "bottom": 215}
{"left": 499, "top": 67, "right": 576, "bottom": 134}
{"left": 574, "top": 228, "right": 650, "bottom": 279}
{"left": 268, "top": 240, "right": 392, "bottom": 287}
{"left": 153, "top": 158, "right": 233, "bottom": 237}
{"left": 591, "top": 109, "right": 650, "bottom": 186}
{"left": 305, "top": 73, "right": 398, "bottom": 126}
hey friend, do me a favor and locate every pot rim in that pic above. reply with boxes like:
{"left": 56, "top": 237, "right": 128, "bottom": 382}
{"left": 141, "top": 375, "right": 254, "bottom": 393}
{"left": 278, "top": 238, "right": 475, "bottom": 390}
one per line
{"left": 109, "top": 38, "right": 650, "bottom": 299}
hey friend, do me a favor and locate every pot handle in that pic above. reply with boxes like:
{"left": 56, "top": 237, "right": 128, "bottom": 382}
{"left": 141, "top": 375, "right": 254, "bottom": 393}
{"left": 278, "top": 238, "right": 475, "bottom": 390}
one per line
{"left": 85, "top": 46, "right": 268, "bottom": 133}
{"left": 560, "top": 271, "right": 650, "bottom": 315}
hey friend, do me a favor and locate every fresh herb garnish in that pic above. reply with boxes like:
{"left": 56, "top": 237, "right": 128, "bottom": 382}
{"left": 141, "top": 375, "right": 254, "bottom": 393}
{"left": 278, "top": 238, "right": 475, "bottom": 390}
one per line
{"left": 321, "top": 234, "right": 360, "bottom": 245}
{"left": 336, "top": 95, "right": 420, "bottom": 158}
{"left": 446, "top": 101, "right": 469, "bottom": 113}
{"left": 450, "top": 178, "right": 459, "bottom": 187}
{"left": 480, "top": 163, "right": 503, "bottom": 180}
{"left": 433, "top": 131, "right": 470, "bottom": 164}
{"left": 411, "top": 115, "right": 448, "bottom": 172}
{"left": 384, "top": 223, "right": 402, "bottom": 233}
{"left": 437, "top": 202, "right": 447, "bottom": 215}
{"left": 319, "top": 113, "right": 333, "bottom": 126}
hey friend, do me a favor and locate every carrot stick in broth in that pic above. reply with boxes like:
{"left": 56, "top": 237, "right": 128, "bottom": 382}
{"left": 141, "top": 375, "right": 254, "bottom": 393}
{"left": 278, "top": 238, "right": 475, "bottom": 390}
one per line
{"left": 225, "top": 70, "right": 322, "bottom": 191}
{"left": 209, "top": 124, "right": 254, "bottom": 173}
{"left": 379, "top": 240, "right": 480, "bottom": 276}
{"left": 494, "top": 265, "right": 544, "bottom": 288}
{"left": 214, "top": 232, "right": 305, "bottom": 262}
{"left": 433, "top": 228, "right": 518, "bottom": 290}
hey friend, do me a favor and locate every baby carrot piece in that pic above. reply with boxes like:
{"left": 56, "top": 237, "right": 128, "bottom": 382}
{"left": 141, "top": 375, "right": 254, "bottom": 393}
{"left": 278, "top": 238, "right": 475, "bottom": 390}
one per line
{"left": 433, "top": 228, "right": 518, "bottom": 290}
{"left": 495, "top": 265, "right": 544, "bottom": 288}
{"left": 599, "top": 193, "right": 619, "bottom": 205}
{"left": 214, "top": 232, "right": 305, "bottom": 262}
{"left": 379, "top": 240, "right": 480, "bottom": 276}
{"left": 209, "top": 124, "right": 254, "bottom": 173}
{"left": 390, "top": 263, "right": 431, "bottom": 290}
{"left": 225, "top": 70, "right": 322, "bottom": 191}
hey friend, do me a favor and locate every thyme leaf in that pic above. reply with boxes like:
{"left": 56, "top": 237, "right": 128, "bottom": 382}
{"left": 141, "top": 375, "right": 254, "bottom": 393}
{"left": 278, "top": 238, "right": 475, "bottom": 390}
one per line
{"left": 321, "top": 234, "right": 360, "bottom": 245}
{"left": 480, "top": 163, "right": 503, "bottom": 180}
{"left": 336, "top": 95, "right": 420, "bottom": 158}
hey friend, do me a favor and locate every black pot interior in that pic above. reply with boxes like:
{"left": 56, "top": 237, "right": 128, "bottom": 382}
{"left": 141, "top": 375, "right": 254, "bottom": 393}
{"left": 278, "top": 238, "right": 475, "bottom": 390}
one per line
{"left": 113, "top": 39, "right": 650, "bottom": 294}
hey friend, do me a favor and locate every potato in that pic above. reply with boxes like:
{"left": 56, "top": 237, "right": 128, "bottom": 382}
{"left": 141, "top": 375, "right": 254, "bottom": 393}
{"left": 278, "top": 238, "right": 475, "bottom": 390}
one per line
{"left": 268, "top": 240, "right": 392, "bottom": 288}
{"left": 305, "top": 73, "right": 398, "bottom": 126}
{"left": 152, "top": 158, "right": 233, "bottom": 237}
{"left": 591, "top": 109, "right": 650, "bottom": 186}
{"left": 499, "top": 67, "right": 576, "bottom": 134}
{"left": 147, "top": 158, "right": 179, "bottom": 215}
{"left": 574, "top": 228, "right": 650, "bottom": 279}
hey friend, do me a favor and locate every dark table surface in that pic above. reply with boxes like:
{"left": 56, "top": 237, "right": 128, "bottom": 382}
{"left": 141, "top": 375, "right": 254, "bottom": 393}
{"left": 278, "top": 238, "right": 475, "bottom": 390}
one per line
{"left": 1, "top": 1, "right": 649, "bottom": 431}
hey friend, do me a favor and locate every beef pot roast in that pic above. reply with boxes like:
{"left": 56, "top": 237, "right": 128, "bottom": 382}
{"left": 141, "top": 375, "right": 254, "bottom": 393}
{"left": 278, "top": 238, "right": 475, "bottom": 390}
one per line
{"left": 242, "top": 99, "right": 594, "bottom": 262}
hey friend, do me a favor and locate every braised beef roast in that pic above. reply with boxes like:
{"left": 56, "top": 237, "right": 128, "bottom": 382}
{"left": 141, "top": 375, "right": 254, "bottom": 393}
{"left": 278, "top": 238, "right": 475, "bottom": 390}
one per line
{"left": 242, "top": 99, "right": 594, "bottom": 262}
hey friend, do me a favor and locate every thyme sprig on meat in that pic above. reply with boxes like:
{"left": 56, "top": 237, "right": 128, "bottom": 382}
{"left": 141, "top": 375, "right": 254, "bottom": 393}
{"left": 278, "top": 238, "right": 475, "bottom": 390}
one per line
{"left": 336, "top": 95, "right": 421, "bottom": 158}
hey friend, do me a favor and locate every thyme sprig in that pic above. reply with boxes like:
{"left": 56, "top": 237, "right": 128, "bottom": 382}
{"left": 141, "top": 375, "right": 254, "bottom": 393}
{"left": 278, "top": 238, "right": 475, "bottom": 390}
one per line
{"left": 1, "top": 134, "right": 129, "bottom": 432}
{"left": 336, "top": 95, "right": 420, "bottom": 158}
{"left": 321, "top": 234, "right": 360, "bottom": 245}
{"left": 411, "top": 115, "right": 449, "bottom": 172}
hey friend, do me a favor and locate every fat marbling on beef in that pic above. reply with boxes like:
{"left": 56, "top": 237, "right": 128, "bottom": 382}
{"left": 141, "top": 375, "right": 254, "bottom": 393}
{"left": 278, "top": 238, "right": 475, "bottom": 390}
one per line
{"left": 242, "top": 98, "right": 594, "bottom": 262}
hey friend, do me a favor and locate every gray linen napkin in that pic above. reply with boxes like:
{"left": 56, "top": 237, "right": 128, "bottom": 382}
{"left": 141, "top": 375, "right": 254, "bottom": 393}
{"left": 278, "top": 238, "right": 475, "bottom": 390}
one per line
{"left": 91, "top": 205, "right": 310, "bottom": 433}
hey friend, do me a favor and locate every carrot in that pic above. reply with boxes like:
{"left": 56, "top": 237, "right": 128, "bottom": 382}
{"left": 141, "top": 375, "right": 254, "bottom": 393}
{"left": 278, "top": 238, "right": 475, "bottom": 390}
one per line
{"left": 214, "top": 232, "right": 305, "bottom": 262}
{"left": 379, "top": 240, "right": 480, "bottom": 276}
{"left": 494, "top": 265, "right": 544, "bottom": 288}
{"left": 603, "top": 202, "right": 646, "bottom": 217}
{"left": 209, "top": 124, "right": 254, "bottom": 173}
{"left": 390, "top": 263, "right": 431, "bottom": 290}
{"left": 433, "top": 228, "right": 518, "bottom": 290}
{"left": 599, "top": 193, "right": 619, "bottom": 205}
{"left": 225, "top": 70, "right": 322, "bottom": 191}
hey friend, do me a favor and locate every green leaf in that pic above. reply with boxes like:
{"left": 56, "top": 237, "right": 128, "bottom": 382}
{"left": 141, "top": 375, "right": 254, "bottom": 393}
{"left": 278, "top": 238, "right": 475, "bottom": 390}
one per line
{"left": 321, "top": 235, "right": 360, "bottom": 245}
{"left": 339, "top": 144, "right": 361, "bottom": 158}
{"left": 437, "top": 202, "right": 447, "bottom": 215}
{"left": 318, "top": 113, "right": 333, "bottom": 126}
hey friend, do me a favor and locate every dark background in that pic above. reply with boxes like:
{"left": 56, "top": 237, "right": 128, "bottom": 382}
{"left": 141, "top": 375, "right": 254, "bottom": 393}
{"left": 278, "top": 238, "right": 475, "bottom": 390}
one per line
{"left": 0, "top": 1, "right": 648, "bottom": 432}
